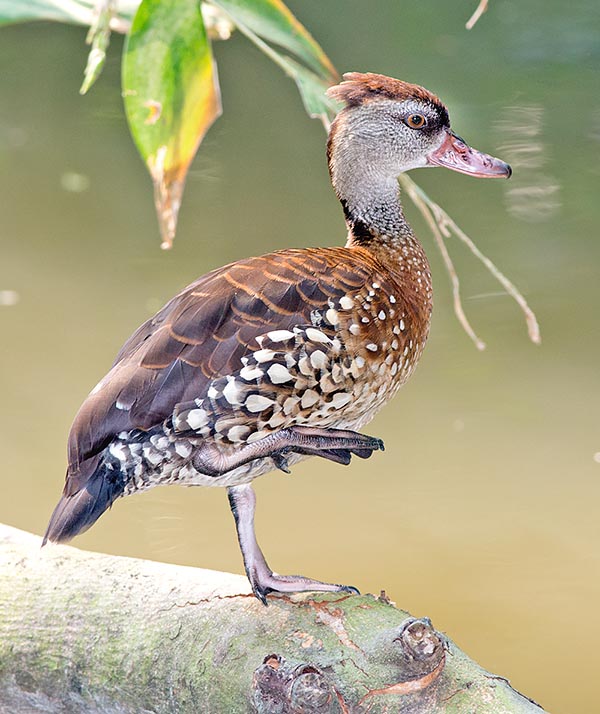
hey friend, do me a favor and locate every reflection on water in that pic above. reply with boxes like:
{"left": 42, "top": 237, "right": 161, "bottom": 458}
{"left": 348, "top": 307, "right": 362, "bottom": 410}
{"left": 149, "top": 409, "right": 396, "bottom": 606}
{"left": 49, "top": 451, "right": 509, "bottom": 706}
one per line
{"left": 0, "top": 290, "right": 20, "bottom": 306}
{"left": 496, "top": 105, "right": 561, "bottom": 222}
{"left": 1, "top": 2, "right": 599, "bottom": 714}
{"left": 59, "top": 171, "right": 91, "bottom": 193}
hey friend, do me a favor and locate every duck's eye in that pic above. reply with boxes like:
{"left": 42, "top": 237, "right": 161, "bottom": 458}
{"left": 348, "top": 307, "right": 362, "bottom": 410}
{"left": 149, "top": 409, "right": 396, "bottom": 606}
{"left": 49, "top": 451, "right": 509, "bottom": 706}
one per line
{"left": 405, "top": 113, "right": 427, "bottom": 129}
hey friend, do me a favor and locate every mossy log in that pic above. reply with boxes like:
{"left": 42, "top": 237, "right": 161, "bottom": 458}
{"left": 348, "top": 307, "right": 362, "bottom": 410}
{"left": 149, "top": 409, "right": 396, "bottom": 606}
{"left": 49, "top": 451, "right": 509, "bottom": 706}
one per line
{"left": 0, "top": 524, "right": 548, "bottom": 714}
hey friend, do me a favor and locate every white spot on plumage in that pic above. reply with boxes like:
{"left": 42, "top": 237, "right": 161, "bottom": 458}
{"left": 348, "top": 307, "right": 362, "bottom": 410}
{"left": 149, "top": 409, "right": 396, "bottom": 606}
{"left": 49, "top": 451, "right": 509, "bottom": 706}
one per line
{"left": 372, "top": 282, "right": 380, "bottom": 289}
{"left": 267, "top": 363, "right": 294, "bottom": 384}
{"left": 391, "top": 339, "right": 399, "bottom": 350}
{"left": 389, "top": 295, "right": 396, "bottom": 303}
{"left": 310, "top": 349, "right": 328, "bottom": 370}
{"left": 247, "top": 429, "right": 270, "bottom": 444}
{"left": 151, "top": 435, "right": 169, "bottom": 450}
{"left": 325, "top": 308, "right": 339, "bottom": 325}
{"left": 109, "top": 442, "right": 128, "bottom": 461}
{"left": 331, "top": 392, "right": 352, "bottom": 409}
{"left": 366, "top": 343, "right": 378, "bottom": 352}
{"left": 378, "top": 310, "right": 386, "bottom": 321}
{"left": 301, "top": 389, "right": 320, "bottom": 408}
{"left": 267, "top": 329, "right": 295, "bottom": 342}
{"left": 223, "top": 378, "right": 243, "bottom": 406}
{"left": 115, "top": 399, "right": 130, "bottom": 411}
{"left": 240, "top": 364, "right": 263, "bottom": 381}
{"left": 349, "top": 323, "right": 360, "bottom": 335}
{"left": 254, "top": 348, "right": 277, "bottom": 363}
{"left": 144, "top": 447, "right": 163, "bottom": 466}
{"left": 298, "top": 355, "right": 313, "bottom": 376}
{"left": 393, "top": 326, "right": 400, "bottom": 335}
{"left": 400, "top": 319, "right": 405, "bottom": 331}
{"left": 331, "top": 363, "right": 343, "bottom": 383}
{"left": 305, "top": 327, "right": 330, "bottom": 344}
{"left": 174, "top": 441, "right": 192, "bottom": 458}
{"left": 207, "top": 386, "right": 218, "bottom": 399}
{"left": 187, "top": 408, "right": 209, "bottom": 430}
{"left": 268, "top": 412, "right": 287, "bottom": 428}
{"left": 283, "top": 395, "right": 300, "bottom": 415}
{"left": 355, "top": 356, "right": 365, "bottom": 368}
{"left": 339, "top": 295, "right": 354, "bottom": 310}
{"left": 245, "top": 394, "right": 273, "bottom": 413}
{"left": 227, "top": 425, "right": 251, "bottom": 442}
{"left": 361, "top": 317, "right": 370, "bottom": 324}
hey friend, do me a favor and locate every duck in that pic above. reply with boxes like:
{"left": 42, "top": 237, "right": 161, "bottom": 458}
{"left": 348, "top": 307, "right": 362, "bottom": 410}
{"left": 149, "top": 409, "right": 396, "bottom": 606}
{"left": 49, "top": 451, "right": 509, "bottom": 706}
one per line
{"left": 44, "top": 72, "right": 511, "bottom": 603}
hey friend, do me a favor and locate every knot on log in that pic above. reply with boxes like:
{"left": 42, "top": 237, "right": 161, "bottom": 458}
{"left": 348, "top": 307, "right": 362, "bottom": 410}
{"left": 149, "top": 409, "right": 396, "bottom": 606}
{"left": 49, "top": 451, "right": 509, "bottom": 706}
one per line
{"left": 365, "top": 616, "right": 446, "bottom": 679}
{"left": 397, "top": 617, "right": 447, "bottom": 664}
{"left": 356, "top": 616, "right": 446, "bottom": 709}
{"left": 252, "top": 653, "right": 342, "bottom": 713}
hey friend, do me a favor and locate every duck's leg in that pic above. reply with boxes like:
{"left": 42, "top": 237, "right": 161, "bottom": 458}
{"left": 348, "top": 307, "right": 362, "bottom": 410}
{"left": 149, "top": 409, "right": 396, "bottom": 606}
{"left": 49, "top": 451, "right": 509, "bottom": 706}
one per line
{"left": 193, "top": 426, "right": 384, "bottom": 477}
{"left": 227, "top": 484, "right": 359, "bottom": 604}
{"left": 276, "top": 425, "right": 385, "bottom": 465}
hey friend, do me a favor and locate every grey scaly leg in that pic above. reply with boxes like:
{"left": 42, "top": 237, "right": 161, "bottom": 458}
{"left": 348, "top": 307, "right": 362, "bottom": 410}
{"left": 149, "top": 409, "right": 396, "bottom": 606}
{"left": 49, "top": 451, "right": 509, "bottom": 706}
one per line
{"left": 194, "top": 425, "right": 384, "bottom": 477}
{"left": 227, "top": 483, "right": 359, "bottom": 605}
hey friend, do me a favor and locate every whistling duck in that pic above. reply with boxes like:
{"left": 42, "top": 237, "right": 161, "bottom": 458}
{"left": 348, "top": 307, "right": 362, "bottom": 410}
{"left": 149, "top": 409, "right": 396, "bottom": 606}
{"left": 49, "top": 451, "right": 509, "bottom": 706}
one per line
{"left": 44, "top": 73, "right": 510, "bottom": 603}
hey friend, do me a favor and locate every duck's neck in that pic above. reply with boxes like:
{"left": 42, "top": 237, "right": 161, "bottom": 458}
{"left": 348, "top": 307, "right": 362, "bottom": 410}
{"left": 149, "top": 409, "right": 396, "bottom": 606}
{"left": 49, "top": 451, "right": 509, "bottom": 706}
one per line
{"left": 327, "top": 126, "right": 432, "bottom": 310}
{"left": 337, "top": 172, "right": 410, "bottom": 245}
{"left": 328, "top": 123, "right": 416, "bottom": 245}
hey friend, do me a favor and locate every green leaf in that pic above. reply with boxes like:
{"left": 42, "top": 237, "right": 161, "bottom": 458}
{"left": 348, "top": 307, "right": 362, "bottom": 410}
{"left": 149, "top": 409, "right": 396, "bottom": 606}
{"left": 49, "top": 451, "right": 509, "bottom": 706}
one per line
{"left": 80, "top": 1, "right": 115, "bottom": 94}
{"left": 210, "top": 0, "right": 337, "bottom": 80}
{"left": 123, "top": 0, "right": 221, "bottom": 249}
{"left": 280, "top": 56, "right": 337, "bottom": 122}
{"left": 223, "top": 13, "right": 336, "bottom": 128}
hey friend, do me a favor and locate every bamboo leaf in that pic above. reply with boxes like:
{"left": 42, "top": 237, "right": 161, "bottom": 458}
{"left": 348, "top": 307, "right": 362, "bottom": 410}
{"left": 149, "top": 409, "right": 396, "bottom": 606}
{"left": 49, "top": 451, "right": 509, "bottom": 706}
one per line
{"left": 210, "top": 0, "right": 337, "bottom": 80}
{"left": 223, "top": 12, "right": 336, "bottom": 130}
{"left": 80, "top": 0, "right": 115, "bottom": 94}
{"left": 122, "top": 0, "right": 222, "bottom": 249}
{"left": 0, "top": 0, "right": 135, "bottom": 29}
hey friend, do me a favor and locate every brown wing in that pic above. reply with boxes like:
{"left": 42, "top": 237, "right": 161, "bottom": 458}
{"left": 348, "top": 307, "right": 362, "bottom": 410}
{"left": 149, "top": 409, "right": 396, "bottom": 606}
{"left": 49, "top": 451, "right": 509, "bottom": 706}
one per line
{"left": 65, "top": 247, "right": 377, "bottom": 494}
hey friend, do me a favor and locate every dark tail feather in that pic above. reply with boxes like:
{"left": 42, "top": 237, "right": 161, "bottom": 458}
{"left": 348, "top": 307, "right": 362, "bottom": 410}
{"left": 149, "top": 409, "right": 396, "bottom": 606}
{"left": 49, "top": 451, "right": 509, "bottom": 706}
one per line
{"left": 43, "top": 465, "right": 125, "bottom": 545}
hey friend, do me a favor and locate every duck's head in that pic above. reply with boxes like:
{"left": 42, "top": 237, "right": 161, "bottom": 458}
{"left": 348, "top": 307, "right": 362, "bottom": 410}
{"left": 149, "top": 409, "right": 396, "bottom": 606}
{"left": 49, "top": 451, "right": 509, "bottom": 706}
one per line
{"left": 326, "top": 72, "right": 511, "bottom": 181}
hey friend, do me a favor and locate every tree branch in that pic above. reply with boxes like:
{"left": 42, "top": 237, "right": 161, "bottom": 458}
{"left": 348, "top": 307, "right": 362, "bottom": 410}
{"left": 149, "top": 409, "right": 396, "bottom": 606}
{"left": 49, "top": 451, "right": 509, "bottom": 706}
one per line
{"left": 0, "top": 524, "right": 548, "bottom": 714}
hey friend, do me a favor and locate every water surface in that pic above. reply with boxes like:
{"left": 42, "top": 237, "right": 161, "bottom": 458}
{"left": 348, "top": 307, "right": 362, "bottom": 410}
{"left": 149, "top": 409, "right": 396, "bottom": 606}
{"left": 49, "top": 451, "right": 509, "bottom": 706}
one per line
{"left": 1, "top": 2, "right": 598, "bottom": 712}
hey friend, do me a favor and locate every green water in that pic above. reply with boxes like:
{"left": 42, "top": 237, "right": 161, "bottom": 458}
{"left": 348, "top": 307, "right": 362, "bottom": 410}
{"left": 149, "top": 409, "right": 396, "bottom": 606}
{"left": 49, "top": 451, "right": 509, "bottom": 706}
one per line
{"left": 1, "top": 2, "right": 599, "bottom": 712}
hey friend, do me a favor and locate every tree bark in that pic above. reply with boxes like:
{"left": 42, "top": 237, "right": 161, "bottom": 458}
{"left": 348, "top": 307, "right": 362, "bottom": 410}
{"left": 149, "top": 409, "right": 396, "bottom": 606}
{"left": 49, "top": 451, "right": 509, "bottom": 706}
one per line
{"left": 0, "top": 524, "right": 548, "bottom": 714}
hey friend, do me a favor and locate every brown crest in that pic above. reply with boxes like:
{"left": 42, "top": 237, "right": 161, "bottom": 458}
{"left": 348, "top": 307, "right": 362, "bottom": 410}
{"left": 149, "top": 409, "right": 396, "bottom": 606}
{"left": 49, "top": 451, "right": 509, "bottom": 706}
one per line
{"left": 327, "top": 72, "right": 445, "bottom": 111}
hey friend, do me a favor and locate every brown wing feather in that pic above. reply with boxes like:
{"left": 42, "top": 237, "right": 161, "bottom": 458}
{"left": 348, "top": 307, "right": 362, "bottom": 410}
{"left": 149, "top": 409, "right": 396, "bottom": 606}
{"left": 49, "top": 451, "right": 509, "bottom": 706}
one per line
{"left": 65, "top": 248, "right": 380, "bottom": 494}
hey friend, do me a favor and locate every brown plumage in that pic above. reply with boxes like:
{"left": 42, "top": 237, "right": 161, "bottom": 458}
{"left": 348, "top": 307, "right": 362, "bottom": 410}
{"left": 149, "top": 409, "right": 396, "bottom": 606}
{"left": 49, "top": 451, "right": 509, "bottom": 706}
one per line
{"left": 45, "top": 72, "right": 510, "bottom": 602}
{"left": 327, "top": 71, "right": 445, "bottom": 111}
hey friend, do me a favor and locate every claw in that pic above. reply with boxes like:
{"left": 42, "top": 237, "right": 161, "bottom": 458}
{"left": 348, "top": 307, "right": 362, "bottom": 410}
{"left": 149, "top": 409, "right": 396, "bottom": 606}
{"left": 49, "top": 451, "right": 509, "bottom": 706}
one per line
{"left": 272, "top": 451, "right": 291, "bottom": 474}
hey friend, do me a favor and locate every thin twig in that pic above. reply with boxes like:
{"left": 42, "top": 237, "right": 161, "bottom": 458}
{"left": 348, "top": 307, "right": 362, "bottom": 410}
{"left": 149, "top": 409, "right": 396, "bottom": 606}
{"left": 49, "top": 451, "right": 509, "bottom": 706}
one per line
{"left": 466, "top": 0, "right": 489, "bottom": 30}
{"left": 399, "top": 174, "right": 541, "bottom": 346}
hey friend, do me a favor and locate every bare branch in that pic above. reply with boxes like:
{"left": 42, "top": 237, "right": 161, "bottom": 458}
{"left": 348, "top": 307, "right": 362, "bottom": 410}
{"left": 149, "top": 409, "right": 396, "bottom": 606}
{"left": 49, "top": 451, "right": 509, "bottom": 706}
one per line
{"left": 399, "top": 174, "right": 541, "bottom": 347}
{"left": 466, "top": 0, "right": 489, "bottom": 30}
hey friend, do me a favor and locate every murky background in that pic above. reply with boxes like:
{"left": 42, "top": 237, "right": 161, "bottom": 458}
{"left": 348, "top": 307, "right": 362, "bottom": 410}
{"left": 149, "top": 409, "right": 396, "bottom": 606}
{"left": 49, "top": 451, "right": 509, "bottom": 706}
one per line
{"left": 1, "top": 1, "right": 599, "bottom": 711}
